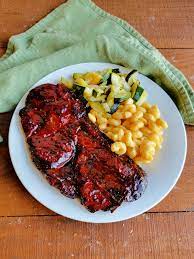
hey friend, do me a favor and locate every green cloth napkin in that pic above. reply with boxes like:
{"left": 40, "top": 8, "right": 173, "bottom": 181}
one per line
{"left": 0, "top": 0, "right": 194, "bottom": 126}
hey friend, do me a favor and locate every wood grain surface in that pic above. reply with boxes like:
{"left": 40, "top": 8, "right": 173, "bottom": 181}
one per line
{"left": 0, "top": 0, "right": 194, "bottom": 48}
{"left": 0, "top": 213, "right": 194, "bottom": 259}
{"left": 0, "top": 0, "right": 193, "bottom": 258}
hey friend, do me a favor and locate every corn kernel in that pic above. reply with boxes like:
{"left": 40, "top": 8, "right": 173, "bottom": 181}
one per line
{"left": 131, "top": 111, "right": 144, "bottom": 121}
{"left": 137, "top": 106, "right": 146, "bottom": 113}
{"left": 141, "top": 102, "right": 151, "bottom": 110}
{"left": 97, "top": 117, "right": 107, "bottom": 125}
{"left": 144, "top": 113, "right": 156, "bottom": 122}
{"left": 99, "top": 123, "right": 107, "bottom": 131}
{"left": 149, "top": 105, "right": 160, "bottom": 119}
{"left": 111, "top": 142, "right": 127, "bottom": 155}
{"left": 126, "top": 147, "right": 137, "bottom": 159}
{"left": 140, "top": 117, "right": 148, "bottom": 125}
{"left": 128, "top": 121, "right": 144, "bottom": 131}
{"left": 90, "top": 109, "right": 97, "bottom": 116}
{"left": 122, "top": 131, "right": 135, "bottom": 147}
{"left": 118, "top": 104, "right": 124, "bottom": 110}
{"left": 148, "top": 133, "right": 160, "bottom": 145}
{"left": 106, "top": 132, "right": 113, "bottom": 139}
{"left": 120, "top": 104, "right": 131, "bottom": 111}
{"left": 111, "top": 142, "right": 119, "bottom": 152}
{"left": 104, "top": 126, "right": 114, "bottom": 133}
{"left": 143, "top": 139, "right": 156, "bottom": 147}
{"left": 112, "top": 127, "right": 125, "bottom": 140}
{"left": 118, "top": 128, "right": 125, "bottom": 140}
{"left": 134, "top": 138, "right": 142, "bottom": 146}
{"left": 134, "top": 156, "right": 151, "bottom": 164}
{"left": 125, "top": 104, "right": 136, "bottom": 113}
{"left": 156, "top": 118, "right": 168, "bottom": 129}
{"left": 141, "top": 127, "right": 152, "bottom": 136}
{"left": 132, "top": 130, "right": 143, "bottom": 139}
{"left": 143, "top": 153, "right": 154, "bottom": 161}
{"left": 112, "top": 134, "right": 119, "bottom": 141}
{"left": 139, "top": 140, "right": 156, "bottom": 159}
{"left": 88, "top": 113, "right": 96, "bottom": 123}
{"left": 123, "top": 111, "right": 132, "bottom": 119}
{"left": 122, "top": 119, "right": 131, "bottom": 129}
{"left": 123, "top": 98, "right": 133, "bottom": 105}
{"left": 106, "top": 132, "right": 119, "bottom": 141}
{"left": 112, "top": 111, "right": 123, "bottom": 120}
{"left": 108, "top": 118, "right": 121, "bottom": 126}
{"left": 147, "top": 121, "right": 163, "bottom": 134}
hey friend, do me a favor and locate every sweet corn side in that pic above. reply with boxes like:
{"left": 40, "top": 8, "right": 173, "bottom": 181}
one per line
{"left": 88, "top": 98, "right": 168, "bottom": 164}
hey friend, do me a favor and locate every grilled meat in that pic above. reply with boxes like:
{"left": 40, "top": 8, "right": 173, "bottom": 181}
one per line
{"left": 19, "top": 83, "right": 147, "bottom": 212}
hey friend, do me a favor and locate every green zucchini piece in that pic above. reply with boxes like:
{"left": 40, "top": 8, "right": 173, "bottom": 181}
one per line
{"left": 73, "top": 73, "right": 83, "bottom": 80}
{"left": 83, "top": 87, "right": 93, "bottom": 100}
{"left": 133, "top": 86, "right": 144, "bottom": 102}
{"left": 99, "top": 81, "right": 108, "bottom": 87}
{"left": 107, "top": 76, "right": 112, "bottom": 85}
{"left": 116, "top": 90, "right": 131, "bottom": 100}
{"left": 126, "top": 70, "right": 138, "bottom": 87}
{"left": 111, "top": 73, "right": 122, "bottom": 93}
{"left": 121, "top": 76, "right": 131, "bottom": 91}
{"left": 132, "top": 86, "right": 148, "bottom": 105}
{"left": 125, "top": 69, "right": 137, "bottom": 81}
{"left": 110, "top": 98, "right": 122, "bottom": 114}
{"left": 104, "top": 86, "right": 111, "bottom": 95}
{"left": 111, "top": 73, "right": 131, "bottom": 100}
{"left": 89, "top": 95, "right": 106, "bottom": 102}
{"left": 136, "top": 90, "right": 148, "bottom": 105}
{"left": 102, "top": 69, "right": 112, "bottom": 82}
{"left": 88, "top": 101, "right": 106, "bottom": 113}
{"left": 107, "top": 91, "right": 115, "bottom": 108}
{"left": 112, "top": 68, "right": 120, "bottom": 73}
{"left": 98, "top": 68, "right": 112, "bottom": 84}
{"left": 102, "top": 102, "right": 111, "bottom": 112}
{"left": 106, "top": 68, "right": 120, "bottom": 84}
{"left": 74, "top": 78, "right": 88, "bottom": 87}
{"left": 130, "top": 82, "right": 138, "bottom": 98}
{"left": 93, "top": 90, "right": 98, "bottom": 97}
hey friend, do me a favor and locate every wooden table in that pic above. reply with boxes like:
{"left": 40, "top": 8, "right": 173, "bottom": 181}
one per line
{"left": 0, "top": 0, "right": 194, "bottom": 258}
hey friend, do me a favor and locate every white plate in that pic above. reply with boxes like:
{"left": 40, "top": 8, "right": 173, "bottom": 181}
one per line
{"left": 9, "top": 63, "right": 187, "bottom": 223}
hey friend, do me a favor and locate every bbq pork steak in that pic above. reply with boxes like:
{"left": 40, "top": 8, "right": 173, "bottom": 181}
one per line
{"left": 19, "top": 83, "right": 147, "bottom": 213}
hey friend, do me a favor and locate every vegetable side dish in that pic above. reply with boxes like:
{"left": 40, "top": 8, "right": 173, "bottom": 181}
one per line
{"left": 19, "top": 83, "right": 147, "bottom": 213}
{"left": 60, "top": 69, "right": 168, "bottom": 164}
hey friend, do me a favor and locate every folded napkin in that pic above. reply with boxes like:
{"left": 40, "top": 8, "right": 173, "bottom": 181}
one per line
{"left": 0, "top": 0, "right": 193, "bottom": 126}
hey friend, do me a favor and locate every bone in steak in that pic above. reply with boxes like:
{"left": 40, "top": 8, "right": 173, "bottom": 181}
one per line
{"left": 19, "top": 83, "right": 147, "bottom": 212}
